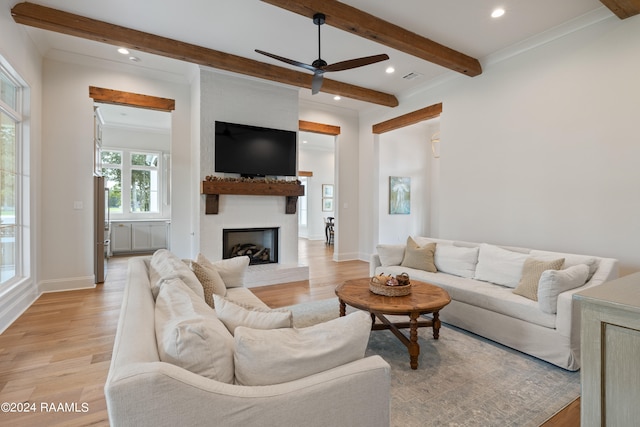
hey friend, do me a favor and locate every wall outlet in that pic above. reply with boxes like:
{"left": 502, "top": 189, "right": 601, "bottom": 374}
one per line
{"left": 73, "top": 201, "right": 83, "bottom": 210}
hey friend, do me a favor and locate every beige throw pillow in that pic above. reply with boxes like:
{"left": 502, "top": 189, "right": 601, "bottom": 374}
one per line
{"left": 234, "top": 310, "right": 372, "bottom": 386}
{"left": 154, "top": 277, "right": 235, "bottom": 383}
{"left": 212, "top": 294, "right": 292, "bottom": 335}
{"left": 513, "top": 257, "right": 565, "bottom": 301}
{"left": 190, "top": 260, "right": 227, "bottom": 307}
{"left": 400, "top": 237, "right": 437, "bottom": 272}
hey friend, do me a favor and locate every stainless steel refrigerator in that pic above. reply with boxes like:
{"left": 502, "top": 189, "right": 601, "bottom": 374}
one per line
{"left": 94, "top": 175, "right": 110, "bottom": 283}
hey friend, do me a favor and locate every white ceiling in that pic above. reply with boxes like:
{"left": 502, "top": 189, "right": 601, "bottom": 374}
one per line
{"left": 16, "top": 0, "right": 610, "bottom": 119}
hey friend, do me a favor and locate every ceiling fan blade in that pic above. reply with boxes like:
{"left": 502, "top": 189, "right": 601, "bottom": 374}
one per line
{"left": 311, "top": 71, "right": 324, "bottom": 95}
{"left": 255, "top": 49, "right": 317, "bottom": 73}
{"left": 323, "top": 54, "right": 390, "bottom": 72}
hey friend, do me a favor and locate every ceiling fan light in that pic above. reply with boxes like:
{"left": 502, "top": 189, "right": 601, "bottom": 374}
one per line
{"left": 491, "top": 8, "right": 505, "bottom": 18}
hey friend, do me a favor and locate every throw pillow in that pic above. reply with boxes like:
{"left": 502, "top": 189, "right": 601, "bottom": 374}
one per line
{"left": 154, "top": 277, "right": 235, "bottom": 383}
{"left": 190, "top": 260, "right": 227, "bottom": 307}
{"left": 150, "top": 249, "right": 205, "bottom": 300}
{"left": 400, "top": 237, "right": 437, "bottom": 272}
{"left": 529, "top": 250, "right": 599, "bottom": 281}
{"left": 234, "top": 310, "right": 371, "bottom": 386}
{"left": 473, "top": 244, "right": 529, "bottom": 288}
{"left": 512, "top": 257, "right": 565, "bottom": 301}
{"left": 434, "top": 245, "right": 480, "bottom": 278}
{"left": 212, "top": 294, "right": 292, "bottom": 335}
{"left": 196, "top": 253, "right": 249, "bottom": 288}
{"left": 376, "top": 244, "right": 406, "bottom": 267}
{"left": 538, "top": 264, "right": 590, "bottom": 314}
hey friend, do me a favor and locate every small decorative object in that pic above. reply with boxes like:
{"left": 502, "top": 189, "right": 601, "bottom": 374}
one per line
{"left": 389, "top": 176, "right": 411, "bottom": 214}
{"left": 370, "top": 272, "right": 412, "bottom": 297}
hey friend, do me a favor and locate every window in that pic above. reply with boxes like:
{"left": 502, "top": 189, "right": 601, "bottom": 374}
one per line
{"left": 101, "top": 148, "right": 161, "bottom": 216}
{"left": 0, "top": 61, "right": 25, "bottom": 288}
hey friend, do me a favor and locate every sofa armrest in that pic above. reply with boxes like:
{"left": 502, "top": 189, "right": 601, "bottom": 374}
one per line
{"left": 370, "top": 253, "right": 382, "bottom": 277}
{"left": 106, "top": 356, "right": 390, "bottom": 427}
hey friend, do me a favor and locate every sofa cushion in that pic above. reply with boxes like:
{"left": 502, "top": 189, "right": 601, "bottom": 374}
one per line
{"left": 376, "top": 265, "right": 556, "bottom": 329}
{"left": 401, "top": 237, "right": 437, "bottom": 272}
{"left": 150, "top": 249, "right": 205, "bottom": 300}
{"left": 474, "top": 244, "right": 529, "bottom": 288}
{"left": 213, "top": 294, "right": 292, "bottom": 335}
{"left": 154, "top": 277, "right": 235, "bottom": 383}
{"left": 376, "top": 244, "right": 406, "bottom": 267}
{"left": 196, "top": 253, "right": 249, "bottom": 288}
{"left": 513, "top": 257, "right": 564, "bottom": 301}
{"left": 434, "top": 245, "right": 479, "bottom": 279}
{"left": 529, "top": 250, "right": 598, "bottom": 281}
{"left": 234, "top": 311, "right": 372, "bottom": 386}
{"left": 189, "top": 260, "right": 227, "bottom": 307}
{"left": 538, "top": 264, "right": 590, "bottom": 314}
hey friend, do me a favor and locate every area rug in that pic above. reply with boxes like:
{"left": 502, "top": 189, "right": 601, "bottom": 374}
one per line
{"left": 284, "top": 298, "right": 580, "bottom": 427}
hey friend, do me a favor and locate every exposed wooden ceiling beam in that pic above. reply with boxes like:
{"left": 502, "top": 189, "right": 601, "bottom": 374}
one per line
{"left": 11, "top": 2, "right": 398, "bottom": 108}
{"left": 299, "top": 120, "right": 341, "bottom": 135}
{"left": 372, "top": 103, "right": 442, "bottom": 134}
{"left": 89, "top": 86, "right": 175, "bottom": 111}
{"left": 600, "top": 0, "right": 640, "bottom": 19}
{"left": 260, "top": 0, "right": 482, "bottom": 77}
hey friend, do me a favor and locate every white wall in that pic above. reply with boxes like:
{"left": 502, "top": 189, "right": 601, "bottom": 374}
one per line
{"left": 299, "top": 142, "right": 335, "bottom": 240}
{"left": 0, "top": 0, "right": 43, "bottom": 331}
{"left": 198, "top": 70, "right": 300, "bottom": 264}
{"left": 299, "top": 101, "right": 360, "bottom": 261}
{"left": 377, "top": 121, "right": 436, "bottom": 244}
{"left": 361, "top": 13, "right": 640, "bottom": 274}
{"left": 40, "top": 58, "right": 192, "bottom": 291}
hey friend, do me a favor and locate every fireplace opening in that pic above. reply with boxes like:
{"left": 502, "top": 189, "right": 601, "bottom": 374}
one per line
{"left": 222, "top": 227, "right": 279, "bottom": 265}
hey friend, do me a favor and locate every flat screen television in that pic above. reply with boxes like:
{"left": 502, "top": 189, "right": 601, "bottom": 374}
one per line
{"left": 214, "top": 121, "right": 297, "bottom": 177}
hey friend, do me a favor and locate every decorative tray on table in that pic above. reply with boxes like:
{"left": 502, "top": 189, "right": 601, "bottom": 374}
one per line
{"left": 369, "top": 273, "right": 411, "bottom": 297}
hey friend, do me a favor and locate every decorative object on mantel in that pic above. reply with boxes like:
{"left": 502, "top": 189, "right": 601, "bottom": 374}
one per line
{"left": 201, "top": 176, "right": 305, "bottom": 215}
{"left": 370, "top": 272, "right": 412, "bottom": 296}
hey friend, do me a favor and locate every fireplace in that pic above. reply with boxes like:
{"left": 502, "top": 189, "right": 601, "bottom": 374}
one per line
{"left": 222, "top": 227, "right": 279, "bottom": 265}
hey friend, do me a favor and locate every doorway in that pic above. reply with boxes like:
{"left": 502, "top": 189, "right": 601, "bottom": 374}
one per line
{"left": 298, "top": 131, "right": 335, "bottom": 242}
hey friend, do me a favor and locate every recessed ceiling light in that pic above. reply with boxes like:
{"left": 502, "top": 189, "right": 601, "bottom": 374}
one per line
{"left": 117, "top": 48, "right": 130, "bottom": 55}
{"left": 302, "top": 140, "right": 308, "bottom": 144}
{"left": 491, "top": 8, "right": 505, "bottom": 18}
{"left": 386, "top": 66, "right": 395, "bottom": 74}
{"left": 333, "top": 96, "right": 341, "bottom": 101}
{"left": 128, "top": 56, "right": 141, "bottom": 62}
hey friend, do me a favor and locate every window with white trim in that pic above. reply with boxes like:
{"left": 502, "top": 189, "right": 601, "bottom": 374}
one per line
{"left": 0, "top": 60, "right": 26, "bottom": 288}
{"left": 101, "top": 148, "right": 161, "bottom": 216}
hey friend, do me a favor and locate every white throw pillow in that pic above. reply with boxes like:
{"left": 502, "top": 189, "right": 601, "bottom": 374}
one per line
{"left": 154, "top": 277, "right": 235, "bottom": 383}
{"left": 196, "top": 253, "right": 249, "bottom": 288}
{"left": 376, "top": 244, "right": 406, "bottom": 267}
{"left": 150, "top": 249, "right": 205, "bottom": 300}
{"left": 537, "top": 264, "right": 590, "bottom": 314}
{"left": 434, "top": 245, "right": 479, "bottom": 278}
{"left": 189, "top": 260, "right": 227, "bottom": 307}
{"left": 529, "top": 250, "right": 599, "bottom": 281}
{"left": 234, "top": 311, "right": 372, "bottom": 386}
{"left": 213, "top": 294, "right": 292, "bottom": 335}
{"left": 473, "top": 244, "right": 529, "bottom": 288}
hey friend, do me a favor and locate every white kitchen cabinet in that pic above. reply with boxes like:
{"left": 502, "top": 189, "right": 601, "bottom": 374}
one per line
{"left": 111, "top": 223, "right": 132, "bottom": 253}
{"left": 111, "top": 221, "right": 168, "bottom": 254}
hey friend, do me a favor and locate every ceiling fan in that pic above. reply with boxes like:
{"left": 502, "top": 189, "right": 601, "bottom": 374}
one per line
{"left": 256, "top": 13, "right": 389, "bottom": 95}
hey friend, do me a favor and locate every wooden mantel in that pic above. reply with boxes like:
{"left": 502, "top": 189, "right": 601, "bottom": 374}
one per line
{"left": 201, "top": 180, "right": 305, "bottom": 214}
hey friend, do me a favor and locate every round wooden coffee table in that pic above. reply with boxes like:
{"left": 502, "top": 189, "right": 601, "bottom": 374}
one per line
{"left": 335, "top": 277, "right": 451, "bottom": 370}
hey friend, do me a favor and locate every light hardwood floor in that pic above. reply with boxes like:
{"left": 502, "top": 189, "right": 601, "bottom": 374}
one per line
{"left": 0, "top": 239, "right": 578, "bottom": 426}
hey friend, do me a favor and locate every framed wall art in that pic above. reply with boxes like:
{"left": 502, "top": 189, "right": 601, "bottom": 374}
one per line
{"left": 389, "top": 176, "right": 411, "bottom": 214}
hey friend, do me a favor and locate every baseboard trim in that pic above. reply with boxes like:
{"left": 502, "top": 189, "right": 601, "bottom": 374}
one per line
{"left": 0, "top": 279, "right": 39, "bottom": 334}
{"left": 38, "top": 276, "right": 96, "bottom": 294}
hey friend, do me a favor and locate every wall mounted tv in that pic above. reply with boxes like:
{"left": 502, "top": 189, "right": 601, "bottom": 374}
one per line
{"left": 214, "top": 121, "right": 297, "bottom": 178}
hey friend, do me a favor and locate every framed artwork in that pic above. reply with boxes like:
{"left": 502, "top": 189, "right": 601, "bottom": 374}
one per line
{"left": 322, "top": 184, "right": 334, "bottom": 198}
{"left": 389, "top": 176, "right": 411, "bottom": 214}
{"left": 322, "top": 198, "right": 334, "bottom": 212}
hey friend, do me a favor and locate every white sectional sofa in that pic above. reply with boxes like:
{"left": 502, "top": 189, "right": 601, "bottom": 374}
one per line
{"left": 105, "top": 251, "right": 391, "bottom": 427}
{"left": 370, "top": 237, "right": 619, "bottom": 371}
